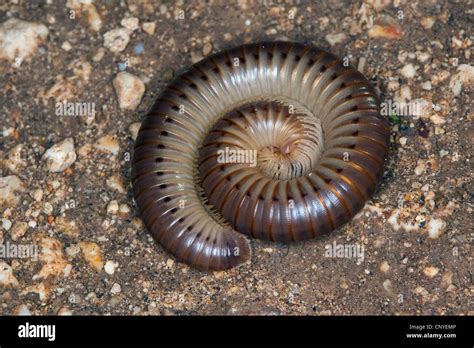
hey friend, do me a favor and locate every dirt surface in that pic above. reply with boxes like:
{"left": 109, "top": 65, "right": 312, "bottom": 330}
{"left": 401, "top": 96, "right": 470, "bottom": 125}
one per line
{"left": 0, "top": 0, "right": 472, "bottom": 315}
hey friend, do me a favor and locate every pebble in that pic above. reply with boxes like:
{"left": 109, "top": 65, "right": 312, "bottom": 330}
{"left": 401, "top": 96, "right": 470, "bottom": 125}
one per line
{"left": 202, "top": 42, "right": 213, "bottom": 56}
{"left": 33, "top": 235, "right": 71, "bottom": 280}
{"left": 110, "top": 283, "right": 122, "bottom": 294}
{"left": 0, "top": 18, "right": 49, "bottom": 62}
{"left": 427, "top": 218, "right": 446, "bottom": 239}
{"left": 399, "top": 137, "right": 407, "bottom": 146}
{"left": 14, "top": 305, "right": 31, "bottom": 315}
{"left": 325, "top": 32, "right": 347, "bottom": 46}
{"left": 380, "top": 261, "right": 390, "bottom": 273}
{"left": 10, "top": 221, "right": 27, "bottom": 241}
{"left": 2, "top": 218, "right": 12, "bottom": 231}
{"left": 420, "top": 16, "right": 435, "bottom": 30}
{"left": 421, "top": 81, "right": 432, "bottom": 90}
{"left": 449, "top": 64, "right": 474, "bottom": 96}
{"left": 120, "top": 17, "right": 139, "bottom": 31}
{"left": 94, "top": 135, "right": 120, "bottom": 156}
{"left": 106, "top": 175, "right": 126, "bottom": 193}
{"left": 4, "top": 144, "right": 25, "bottom": 173}
{"left": 368, "top": 23, "right": 403, "bottom": 40}
{"left": 103, "top": 28, "right": 131, "bottom": 53}
{"left": 400, "top": 63, "right": 416, "bottom": 79}
{"left": 32, "top": 189, "right": 43, "bottom": 202}
{"left": 113, "top": 72, "right": 145, "bottom": 110}
{"left": 119, "top": 203, "right": 131, "bottom": 215}
{"left": 61, "top": 41, "right": 72, "bottom": 51}
{"left": 107, "top": 200, "right": 119, "bottom": 214}
{"left": 0, "top": 175, "right": 26, "bottom": 206}
{"left": 42, "top": 138, "right": 77, "bottom": 172}
{"left": 104, "top": 260, "right": 118, "bottom": 275}
{"left": 166, "top": 258, "right": 175, "bottom": 269}
{"left": 423, "top": 266, "right": 439, "bottom": 278}
{"left": 142, "top": 21, "right": 156, "bottom": 35}
{"left": 79, "top": 242, "right": 104, "bottom": 272}
{"left": 128, "top": 122, "right": 141, "bottom": 141}
{"left": 382, "top": 279, "right": 393, "bottom": 295}
{"left": 0, "top": 262, "right": 19, "bottom": 287}
{"left": 54, "top": 216, "right": 79, "bottom": 237}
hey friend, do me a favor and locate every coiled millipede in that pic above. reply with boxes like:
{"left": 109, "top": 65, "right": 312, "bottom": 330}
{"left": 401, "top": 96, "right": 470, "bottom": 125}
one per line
{"left": 132, "top": 42, "right": 389, "bottom": 271}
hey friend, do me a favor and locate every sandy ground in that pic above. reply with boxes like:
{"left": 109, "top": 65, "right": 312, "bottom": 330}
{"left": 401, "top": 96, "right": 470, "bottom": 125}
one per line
{"left": 0, "top": 0, "right": 472, "bottom": 315}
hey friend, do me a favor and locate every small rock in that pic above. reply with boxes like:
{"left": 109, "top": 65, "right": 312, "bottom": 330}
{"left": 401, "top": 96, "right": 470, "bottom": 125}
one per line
{"left": 113, "top": 72, "right": 145, "bottom": 110}
{"left": 0, "top": 262, "right": 19, "bottom": 287}
{"left": 32, "top": 189, "right": 44, "bottom": 202}
{"left": 0, "top": 18, "right": 49, "bottom": 62}
{"left": 61, "top": 41, "right": 72, "bottom": 51}
{"left": 86, "top": 4, "right": 103, "bottom": 32}
{"left": 106, "top": 175, "right": 126, "bottom": 193}
{"left": 103, "top": 28, "right": 131, "bottom": 53}
{"left": 107, "top": 200, "right": 119, "bottom": 214}
{"left": 427, "top": 218, "right": 446, "bottom": 239}
{"left": 2, "top": 218, "right": 12, "bottom": 231}
{"left": 440, "top": 271, "right": 453, "bottom": 288}
{"left": 92, "top": 47, "right": 106, "bottom": 62}
{"left": 380, "top": 261, "right": 390, "bottom": 273}
{"left": 399, "top": 137, "right": 407, "bottom": 146}
{"left": 58, "top": 306, "right": 73, "bottom": 316}
{"left": 104, "top": 260, "right": 118, "bottom": 275}
{"left": 33, "top": 235, "right": 71, "bottom": 280}
{"left": 142, "top": 21, "right": 156, "bottom": 35}
{"left": 420, "top": 16, "right": 435, "bottom": 30}
{"left": 382, "top": 279, "right": 393, "bottom": 295}
{"left": 421, "top": 81, "right": 432, "bottom": 90}
{"left": 166, "top": 258, "right": 175, "bottom": 269}
{"left": 119, "top": 203, "right": 131, "bottom": 215}
{"left": 202, "top": 42, "right": 213, "bottom": 56}
{"left": 414, "top": 159, "right": 426, "bottom": 175}
{"left": 423, "top": 266, "right": 439, "bottom": 278}
{"left": 325, "top": 32, "right": 347, "bottom": 46}
{"left": 10, "top": 221, "right": 27, "bottom": 241}
{"left": 400, "top": 63, "right": 416, "bottom": 79}
{"left": 79, "top": 242, "right": 104, "bottom": 272}
{"left": 128, "top": 122, "right": 141, "bottom": 141}
{"left": 110, "top": 283, "right": 121, "bottom": 294}
{"left": 0, "top": 175, "right": 26, "bottom": 206}
{"left": 54, "top": 216, "right": 79, "bottom": 237}
{"left": 42, "top": 138, "right": 77, "bottom": 172}
{"left": 121, "top": 17, "right": 139, "bottom": 31}
{"left": 4, "top": 144, "right": 25, "bottom": 173}
{"left": 14, "top": 304, "right": 31, "bottom": 315}
{"left": 449, "top": 64, "right": 474, "bottom": 96}
{"left": 94, "top": 135, "right": 120, "bottom": 156}
{"left": 368, "top": 22, "right": 403, "bottom": 40}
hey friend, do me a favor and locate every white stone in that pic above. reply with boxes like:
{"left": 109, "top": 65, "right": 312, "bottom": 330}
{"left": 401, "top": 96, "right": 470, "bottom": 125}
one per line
{"left": 128, "top": 122, "right": 141, "bottom": 141}
{"left": 121, "top": 17, "right": 139, "bottom": 31}
{"left": 107, "top": 200, "right": 119, "bottom": 214}
{"left": 0, "top": 175, "right": 25, "bottom": 206}
{"left": 427, "top": 218, "right": 446, "bottom": 239}
{"left": 2, "top": 218, "right": 12, "bottom": 231}
{"left": 110, "top": 283, "right": 121, "bottom": 294}
{"left": 0, "top": 18, "right": 48, "bottom": 62}
{"left": 94, "top": 135, "right": 120, "bottom": 156}
{"left": 400, "top": 63, "right": 416, "bottom": 79}
{"left": 104, "top": 260, "right": 117, "bottom": 275}
{"left": 113, "top": 72, "right": 145, "bottom": 110}
{"left": 449, "top": 64, "right": 474, "bottom": 96}
{"left": 42, "top": 138, "right": 77, "bottom": 172}
{"left": 142, "top": 22, "right": 156, "bottom": 35}
{"left": 325, "top": 32, "right": 347, "bottom": 46}
{"left": 103, "top": 28, "right": 131, "bottom": 53}
{"left": 423, "top": 266, "right": 439, "bottom": 278}
{"left": 0, "top": 261, "right": 19, "bottom": 287}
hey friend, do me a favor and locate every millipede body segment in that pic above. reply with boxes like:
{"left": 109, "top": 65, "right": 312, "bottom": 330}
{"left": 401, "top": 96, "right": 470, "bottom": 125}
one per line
{"left": 132, "top": 41, "right": 390, "bottom": 271}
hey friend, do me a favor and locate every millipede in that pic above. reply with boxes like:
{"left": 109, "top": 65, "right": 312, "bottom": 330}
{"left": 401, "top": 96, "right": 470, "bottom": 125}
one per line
{"left": 131, "top": 41, "right": 390, "bottom": 271}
